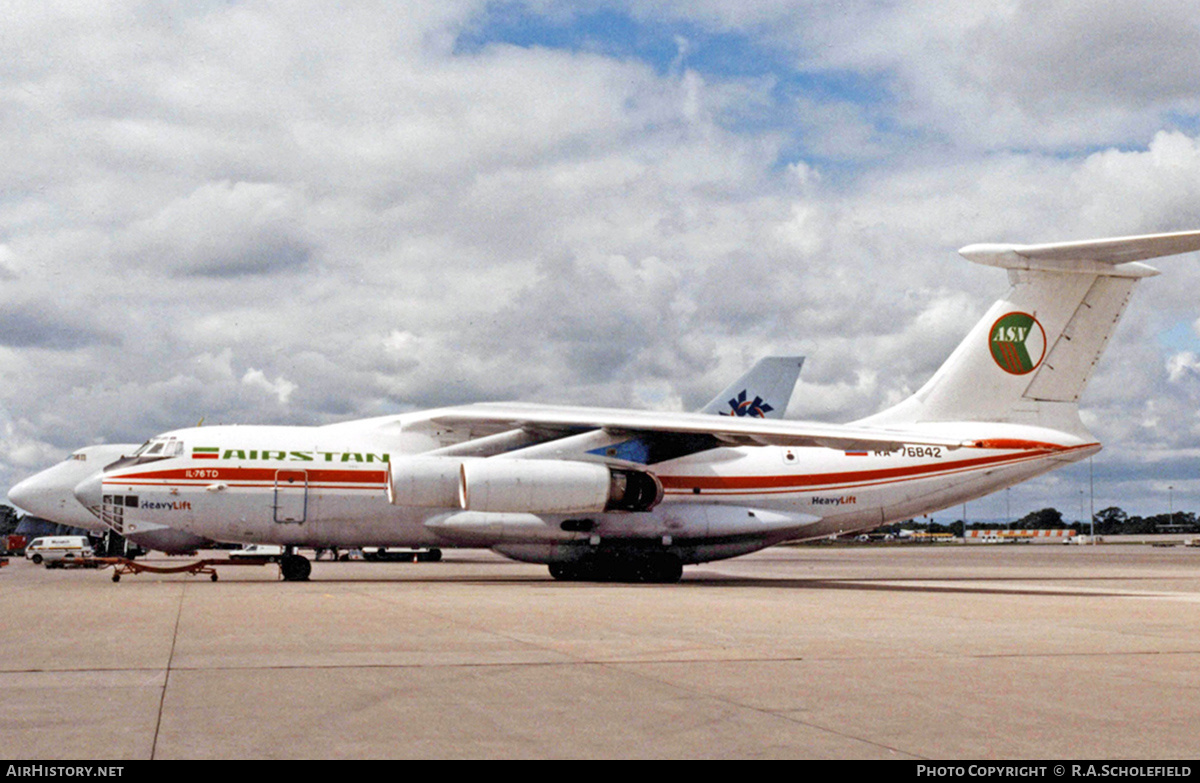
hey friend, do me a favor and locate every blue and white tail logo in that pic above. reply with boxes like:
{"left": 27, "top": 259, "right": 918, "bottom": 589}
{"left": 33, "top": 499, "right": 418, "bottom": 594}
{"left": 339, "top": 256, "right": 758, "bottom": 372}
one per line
{"left": 700, "top": 356, "right": 801, "bottom": 419}
{"left": 723, "top": 390, "right": 773, "bottom": 418}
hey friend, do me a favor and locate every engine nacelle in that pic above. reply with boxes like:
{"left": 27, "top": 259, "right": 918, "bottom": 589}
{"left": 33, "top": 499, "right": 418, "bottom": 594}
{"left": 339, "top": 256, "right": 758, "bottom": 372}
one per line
{"left": 459, "top": 459, "right": 662, "bottom": 514}
{"left": 388, "top": 457, "right": 464, "bottom": 508}
{"left": 424, "top": 511, "right": 579, "bottom": 545}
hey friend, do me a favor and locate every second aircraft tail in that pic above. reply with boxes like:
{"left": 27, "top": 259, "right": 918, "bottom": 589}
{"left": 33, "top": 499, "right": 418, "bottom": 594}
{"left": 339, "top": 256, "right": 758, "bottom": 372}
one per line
{"left": 700, "top": 356, "right": 804, "bottom": 419}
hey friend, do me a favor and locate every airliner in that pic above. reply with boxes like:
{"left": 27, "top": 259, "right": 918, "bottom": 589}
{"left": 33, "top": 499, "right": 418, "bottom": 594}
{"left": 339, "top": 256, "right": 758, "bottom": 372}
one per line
{"left": 7, "top": 444, "right": 136, "bottom": 534}
{"left": 7, "top": 444, "right": 217, "bottom": 554}
{"left": 10, "top": 357, "right": 804, "bottom": 559}
{"left": 71, "top": 230, "right": 1200, "bottom": 582}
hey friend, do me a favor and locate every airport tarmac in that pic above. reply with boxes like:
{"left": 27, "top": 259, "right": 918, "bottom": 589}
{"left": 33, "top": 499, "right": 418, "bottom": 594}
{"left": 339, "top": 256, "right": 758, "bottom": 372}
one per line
{"left": 2, "top": 543, "right": 1199, "bottom": 760}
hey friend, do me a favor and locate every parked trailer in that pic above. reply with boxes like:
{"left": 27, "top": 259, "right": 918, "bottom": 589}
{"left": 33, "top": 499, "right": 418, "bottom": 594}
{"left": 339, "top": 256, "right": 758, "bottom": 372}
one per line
{"left": 3, "top": 534, "right": 28, "bottom": 557}
{"left": 84, "top": 556, "right": 277, "bottom": 582}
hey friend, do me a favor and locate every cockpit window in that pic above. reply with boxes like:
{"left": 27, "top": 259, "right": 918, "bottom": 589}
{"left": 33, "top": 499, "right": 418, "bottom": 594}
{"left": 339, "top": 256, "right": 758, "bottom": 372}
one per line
{"left": 136, "top": 438, "right": 182, "bottom": 457}
{"left": 124, "top": 437, "right": 184, "bottom": 465}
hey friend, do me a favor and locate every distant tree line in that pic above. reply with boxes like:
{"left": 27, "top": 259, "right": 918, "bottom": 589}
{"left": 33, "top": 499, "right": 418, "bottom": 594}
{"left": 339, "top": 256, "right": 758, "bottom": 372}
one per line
{"left": 0, "top": 503, "right": 96, "bottom": 538}
{"left": 0, "top": 504, "right": 18, "bottom": 536}
{"left": 1086, "top": 506, "right": 1199, "bottom": 535}
{"left": 879, "top": 506, "right": 1200, "bottom": 536}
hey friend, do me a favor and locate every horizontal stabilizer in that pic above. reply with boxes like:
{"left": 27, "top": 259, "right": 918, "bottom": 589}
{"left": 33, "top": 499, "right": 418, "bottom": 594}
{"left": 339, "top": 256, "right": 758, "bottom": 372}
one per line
{"left": 959, "top": 229, "right": 1200, "bottom": 276}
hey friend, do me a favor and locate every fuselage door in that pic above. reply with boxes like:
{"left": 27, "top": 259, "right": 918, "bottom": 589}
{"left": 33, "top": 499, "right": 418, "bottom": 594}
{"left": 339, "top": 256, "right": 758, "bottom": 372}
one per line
{"left": 273, "top": 469, "right": 308, "bottom": 524}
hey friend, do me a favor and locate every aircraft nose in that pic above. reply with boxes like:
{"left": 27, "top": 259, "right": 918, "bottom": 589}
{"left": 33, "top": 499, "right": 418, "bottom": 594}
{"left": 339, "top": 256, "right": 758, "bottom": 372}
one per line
{"left": 8, "top": 475, "right": 47, "bottom": 517}
{"left": 73, "top": 473, "right": 104, "bottom": 515}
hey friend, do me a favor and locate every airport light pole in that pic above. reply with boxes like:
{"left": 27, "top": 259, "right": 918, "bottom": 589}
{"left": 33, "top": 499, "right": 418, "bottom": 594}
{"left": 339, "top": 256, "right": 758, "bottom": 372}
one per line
{"left": 1089, "top": 456, "right": 1095, "bottom": 543}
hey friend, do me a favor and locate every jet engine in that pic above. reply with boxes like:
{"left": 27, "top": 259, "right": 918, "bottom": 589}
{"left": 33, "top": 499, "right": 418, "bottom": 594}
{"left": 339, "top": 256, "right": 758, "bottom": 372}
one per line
{"left": 388, "top": 456, "right": 662, "bottom": 514}
{"left": 460, "top": 459, "right": 662, "bottom": 514}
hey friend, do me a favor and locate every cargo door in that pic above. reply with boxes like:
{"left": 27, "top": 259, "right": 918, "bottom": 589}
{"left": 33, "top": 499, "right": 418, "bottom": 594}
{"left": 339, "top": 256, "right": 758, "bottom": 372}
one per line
{"left": 273, "top": 469, "right": 308, "bottom": 524}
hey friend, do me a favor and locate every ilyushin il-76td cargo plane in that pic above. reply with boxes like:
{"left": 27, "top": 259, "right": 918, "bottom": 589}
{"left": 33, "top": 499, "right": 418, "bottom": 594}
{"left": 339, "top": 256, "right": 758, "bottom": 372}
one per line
{"left": 12, "top": 356, "right": 805, "bottom": 556}
{"left": 71, "top": 230, "right": 1200, "bottom": 582}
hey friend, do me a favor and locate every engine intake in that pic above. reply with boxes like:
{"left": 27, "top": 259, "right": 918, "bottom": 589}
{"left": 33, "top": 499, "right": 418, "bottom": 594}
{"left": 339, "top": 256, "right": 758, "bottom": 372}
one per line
{"left": 388, "top": 457, "right": 463, "bottom": 508}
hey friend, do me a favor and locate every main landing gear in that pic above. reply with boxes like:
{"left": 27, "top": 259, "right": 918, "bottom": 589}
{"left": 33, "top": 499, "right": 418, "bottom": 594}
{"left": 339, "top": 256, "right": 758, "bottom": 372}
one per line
{"left": 548, "top": 552, "right": 684, "bottom": 584}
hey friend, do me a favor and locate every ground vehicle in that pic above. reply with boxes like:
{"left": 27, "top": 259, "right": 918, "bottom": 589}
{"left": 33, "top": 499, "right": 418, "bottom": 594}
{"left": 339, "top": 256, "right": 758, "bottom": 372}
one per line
{"left": 3, "top": 534, "right": 28, "bottom": 556}
{"left": 25, "top": 536, "right": 95, "bottom": 565}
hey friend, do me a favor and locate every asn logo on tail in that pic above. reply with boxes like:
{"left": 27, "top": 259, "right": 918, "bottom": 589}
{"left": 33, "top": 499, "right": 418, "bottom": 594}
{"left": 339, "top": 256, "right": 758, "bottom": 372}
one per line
{"left": 988, "top": 312, "right": 1047, "bottom": 375}
{"left": 723, "top": 390, "right": 773, "bottom": 418}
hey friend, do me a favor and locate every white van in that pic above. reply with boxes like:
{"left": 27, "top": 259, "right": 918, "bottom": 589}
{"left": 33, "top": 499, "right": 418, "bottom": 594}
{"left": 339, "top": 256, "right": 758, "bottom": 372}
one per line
{"left": 25, "top": 536, "right": 95, "bottom": 565}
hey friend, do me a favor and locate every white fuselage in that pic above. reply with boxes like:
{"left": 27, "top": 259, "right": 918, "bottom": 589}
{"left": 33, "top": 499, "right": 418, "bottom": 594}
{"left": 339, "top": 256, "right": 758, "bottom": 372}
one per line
{"left": 82, "top": 416, "right": 1096, "bottom": 564}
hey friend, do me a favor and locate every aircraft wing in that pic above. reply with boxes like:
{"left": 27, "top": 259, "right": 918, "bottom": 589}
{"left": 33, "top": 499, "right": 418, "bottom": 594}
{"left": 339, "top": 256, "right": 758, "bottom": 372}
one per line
{"left": 425, "top": 402, "right": 972, "bottom": 453}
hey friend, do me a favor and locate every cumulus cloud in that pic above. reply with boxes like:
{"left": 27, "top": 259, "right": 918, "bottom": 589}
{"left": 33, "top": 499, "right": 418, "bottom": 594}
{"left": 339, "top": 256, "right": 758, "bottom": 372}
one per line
{"left": 120, "top": 181, "right": 315, "bottom": 277}
{"left": 1166, "top": 351, "right": 1200, "bottom": 383}
{"left": 0, "top": 306, "right": 119, "bottom": 350}
{"left": 621, "top": 0, "right": 1200, "bottom": 153}
{"left": 241, "top": 368, "right": 298, "bottom": 405}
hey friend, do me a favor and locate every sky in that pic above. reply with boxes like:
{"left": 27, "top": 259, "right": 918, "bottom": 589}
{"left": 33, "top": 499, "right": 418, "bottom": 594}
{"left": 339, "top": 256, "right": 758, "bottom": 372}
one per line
{"left": 3, "top": 0, "right": 1200, "bottom": 522}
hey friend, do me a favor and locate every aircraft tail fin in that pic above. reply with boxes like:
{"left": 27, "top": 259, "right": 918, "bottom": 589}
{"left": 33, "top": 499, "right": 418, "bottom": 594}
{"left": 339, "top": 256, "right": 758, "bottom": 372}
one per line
{"left": 700, "top": 356, "right": 804, "bottom": 418}
{"left": 859, "top": 230, "right": 1200, "bottom": 430}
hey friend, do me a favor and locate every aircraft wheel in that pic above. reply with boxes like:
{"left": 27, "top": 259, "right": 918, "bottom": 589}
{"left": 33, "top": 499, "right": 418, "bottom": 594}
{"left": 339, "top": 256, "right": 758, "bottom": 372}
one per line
{"left": 112, "top": 573, "right": 120, "bottom": 583}
{"left": 211, "top": 573, "right": 219, "bottom": 582}
{"left": 280, "top": 554, "right": 311, "bottom": 582}
{"left": 548, "top": 563, "right": 584, "bottom": 581}
{"left": 617, "top": 554, "right": 682, "bottom": 583}
{"left": 649, "top": 555, "right": 683, "bottom": 583}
